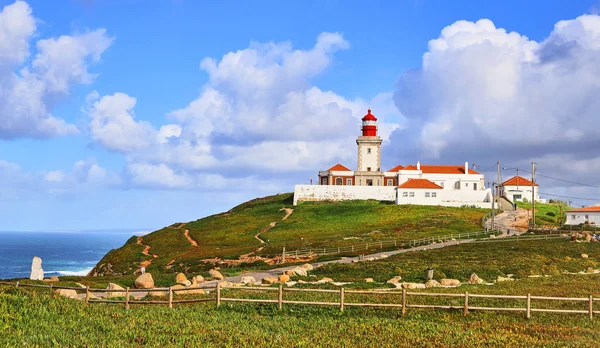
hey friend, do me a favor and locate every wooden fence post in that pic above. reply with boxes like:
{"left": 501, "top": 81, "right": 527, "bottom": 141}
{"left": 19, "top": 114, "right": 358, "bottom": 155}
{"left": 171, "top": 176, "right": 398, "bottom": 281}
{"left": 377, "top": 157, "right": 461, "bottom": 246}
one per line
{"left": 125, "top": 287, "right": 130, "bottom": 310}
{"left": 402, "top": 289, "right": 407, "bottom": 315}
{"left": 49, "top": 284, "right": 53, "bottom": 292}
{"left": 380, "top": 241, "right": 383, "bottom": 249}
{"left": 526, "top": 293, "right": 531, "bottom": 319}
{"left": 216, "top": 282, "right": 221, "bottom": 307}
{"left": 278, "top": 285, "right": 283, "bottom": 310}
{"left": 464, "top": 292, "right": 469, "bottom": 316}
{"left": 340, "top": 288, "right": 345, "bottom": 312}
{"left": 394, "top": 240, "right": 397, "bottom": 247}
{"left": 589, "top": 295, "right": 593, "bottom": 320}
{"left": 15, "top": 281, "right": 19, "bottom": 289}
{"left": 85, "top": 286, "right": 90, "bottom": 303}
{"left": 282, "top": 247, "right": 286, "bottom": 263}
{"left": 168, "top": 287, "right": 173, "bottom": 309}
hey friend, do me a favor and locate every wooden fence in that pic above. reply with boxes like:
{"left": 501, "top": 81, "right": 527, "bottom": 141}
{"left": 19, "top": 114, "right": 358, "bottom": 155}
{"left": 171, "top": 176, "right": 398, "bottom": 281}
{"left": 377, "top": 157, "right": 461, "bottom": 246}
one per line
{"left": 1, "top": 280, "right": 597, "bottom": 320}
{"left": 284, "top": 229, "right": 497, "bottom": 259}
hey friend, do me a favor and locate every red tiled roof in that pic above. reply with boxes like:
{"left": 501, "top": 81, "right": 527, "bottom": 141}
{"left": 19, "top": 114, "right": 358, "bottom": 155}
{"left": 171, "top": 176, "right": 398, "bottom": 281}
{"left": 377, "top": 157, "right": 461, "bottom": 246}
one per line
{"left": 566, "top": 206, "right": 600, "bottom": 213}
{"left": 327, "top": 163, "right": 352, "bottom": 171}
{"left": 401, "top": 164, "right": 477, "bottom": 174}
{"left": 387, "top": 164, "right": 404, "bottom": 172}
{"left": 502, "top": 176, "right": 538, "bottom": 187}
{"left": 397, "top": 178, "right": 443, "bottom": 189}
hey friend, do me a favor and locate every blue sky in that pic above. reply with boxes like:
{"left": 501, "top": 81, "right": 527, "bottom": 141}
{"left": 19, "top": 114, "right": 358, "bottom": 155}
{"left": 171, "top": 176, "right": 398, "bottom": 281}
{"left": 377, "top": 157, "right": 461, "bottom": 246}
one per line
{"left": 1, "top": 0, "right": 600, "bottom": 231}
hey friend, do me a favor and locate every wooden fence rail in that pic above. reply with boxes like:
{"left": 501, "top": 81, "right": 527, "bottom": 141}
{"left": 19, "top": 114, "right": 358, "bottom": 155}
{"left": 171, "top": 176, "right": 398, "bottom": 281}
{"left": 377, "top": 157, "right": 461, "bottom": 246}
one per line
{"left": 1, "top": 280, "right": 597, "bottom": 320}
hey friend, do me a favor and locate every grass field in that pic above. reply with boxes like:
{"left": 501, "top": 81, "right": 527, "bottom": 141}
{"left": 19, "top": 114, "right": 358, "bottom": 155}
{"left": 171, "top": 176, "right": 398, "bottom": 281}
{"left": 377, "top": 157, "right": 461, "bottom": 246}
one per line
{"left": 2, "top": 273, "right": 600, "bottom": 347}
{"left": 517, "top": 201, "right": 569, "bottom": 226}
{"left": 92, "top": 194, "right": 489, "bottom": 277}
{"left": 310, "top": 238, "right": 600, "bottom": 284}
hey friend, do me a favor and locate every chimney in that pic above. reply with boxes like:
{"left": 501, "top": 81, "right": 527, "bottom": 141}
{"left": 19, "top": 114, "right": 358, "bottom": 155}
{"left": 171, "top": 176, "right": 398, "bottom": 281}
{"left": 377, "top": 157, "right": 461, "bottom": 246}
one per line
{"left": 465, "top": 161, "right": 469, "bottom": 175}
{"left": 417, "top": 161, "right": 421, "bottom": 171}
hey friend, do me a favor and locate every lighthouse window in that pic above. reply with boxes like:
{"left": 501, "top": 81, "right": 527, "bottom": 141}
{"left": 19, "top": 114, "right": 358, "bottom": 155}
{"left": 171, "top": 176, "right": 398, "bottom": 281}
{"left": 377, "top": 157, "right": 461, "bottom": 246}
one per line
{"left": 367, "top": 148, "right": 371, "bottom": 154}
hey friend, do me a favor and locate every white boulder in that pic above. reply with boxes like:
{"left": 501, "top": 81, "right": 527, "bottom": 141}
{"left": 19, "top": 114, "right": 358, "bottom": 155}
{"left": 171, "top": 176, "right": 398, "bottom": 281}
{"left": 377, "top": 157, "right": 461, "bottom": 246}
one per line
{"left": 30, "top": 256, "right": 44, "bottom": 281}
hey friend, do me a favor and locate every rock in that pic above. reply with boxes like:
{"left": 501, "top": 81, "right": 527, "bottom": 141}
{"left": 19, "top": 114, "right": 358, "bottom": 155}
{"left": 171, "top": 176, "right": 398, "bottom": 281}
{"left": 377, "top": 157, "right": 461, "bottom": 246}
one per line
{"left": 297, "top": 280, "right": 307, "bottom": 284}
{"left": 593, "top": 238, "right": 599, "bottom": 243}
{"left": 219, "top": 281, "right": 234, "bottom": 287}
{"left": 380, "top": 254, "right": 389, "bottom": 259}
{"left": 149, "top": 290, "right": 168, "bottom": 297}
{"left": 440, "top": 279, "right": 461, "bottom": 287}
{"left": 209, "top": 269, "right": 224, "bottom": 280}
{"left": 364, "top": 278, "right": 374, "bottom": 283}
{"left": 55, "top": 289, "right": 78, "bottom": 299}
{"left": 284, "top": 270, "right": 296, "bottom": 277}
{"left": 191, "top": 275, "right": 204, "bottom": 285}
{"left": 468, "top": 273, "right": 485, "bottom": 285}
{"left": 43, "top": 276, "right": 59, "bottom": 282}
{"left": 278, "top": 274, "right": 290, "bottom": 283}
{"left": 301, "top": 264, "right": 314, "bottom": 271}
{"left": 316, "top": 277, "right": 333, "bottom": 284}
{"left": 180, "top": 280, "right": 192, "bottom": 287}
{"left": 134, "top": 273, "right": 154, "bottom": 289}
{"left": 30, "top": 256, "right": 44, "bottom": 281}
{"left": 582, "top": 254, "right": 589, "bottom": 259}
{"left": 176, "top": 284, "right": 206, "bottom": 295}
{"left": 585, "top": 233, "right": 592, "bottom": 242}
{"left": 262, "top": 277, "right": 279, "bottom": 284}
{"left": 489, "top": 234, "right": 496, "bottom": 239}
{"left": 365, "top": 257, "right": 375, "bottom": 261}
{"left": 285, "top": 281, "right": 298, "bottom": 287}
{"left": 401, "top": 282, "right": 426, "bottom": 289}
{"left": 425, "top": 279, "right": 441, "bottom": 288}
{"left": 241, "top": 276, "right": 256, "bottom": 285}
{"left": 386, "top": 276, "right": 402, "bottom": 285}
{"left": 175, "top": 273, "right": 188, "bottom": 284}
{"left": 292, "top": 267, "right": 308, "bottom": 277}
{"left": 496, "top": 276, "right": 514, "bottom": 282}
{"left": 106, "top": 283, "right": 126, "bottom": 298}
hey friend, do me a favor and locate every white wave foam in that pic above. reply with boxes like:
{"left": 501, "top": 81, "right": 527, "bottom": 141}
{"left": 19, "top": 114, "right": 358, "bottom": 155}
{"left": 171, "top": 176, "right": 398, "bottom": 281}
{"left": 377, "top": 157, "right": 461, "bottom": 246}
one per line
{"left": 47, "top": 268, "right": 94, "bottom": 276}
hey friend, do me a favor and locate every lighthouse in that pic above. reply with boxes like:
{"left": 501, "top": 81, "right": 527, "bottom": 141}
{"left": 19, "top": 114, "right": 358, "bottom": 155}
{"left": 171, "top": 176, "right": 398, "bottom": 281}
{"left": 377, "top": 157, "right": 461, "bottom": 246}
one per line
{"left": 356, "top": 109, "right": 383, "bottom": 185}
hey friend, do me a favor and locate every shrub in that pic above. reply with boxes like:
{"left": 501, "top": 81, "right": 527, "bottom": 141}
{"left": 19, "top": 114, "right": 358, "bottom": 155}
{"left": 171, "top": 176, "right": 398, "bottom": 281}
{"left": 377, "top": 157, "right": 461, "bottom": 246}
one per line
{"left": 546, "top": 212, "right": 556, "bottom": 217}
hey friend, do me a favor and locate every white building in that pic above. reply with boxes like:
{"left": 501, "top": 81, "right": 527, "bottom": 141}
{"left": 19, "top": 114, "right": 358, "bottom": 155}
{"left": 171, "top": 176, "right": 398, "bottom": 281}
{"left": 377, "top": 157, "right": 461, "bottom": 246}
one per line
{"left": 565, "top": 206, "right": 600, "bottom": 225}
{"left": 294, "top": 109, "right": 492, "bottom": 207}
{"left": 500, "top": 176, "right": 546, "bottom": 203}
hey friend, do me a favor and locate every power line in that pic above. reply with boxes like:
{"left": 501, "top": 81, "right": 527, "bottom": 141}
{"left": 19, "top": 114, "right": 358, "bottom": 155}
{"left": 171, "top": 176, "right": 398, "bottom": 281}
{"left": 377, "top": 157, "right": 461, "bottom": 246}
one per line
{"left": 539, "top": 192, "right": 599, "bottom": 202}
{"left": 520, "top": 169, "right": 600, "bottom": 189}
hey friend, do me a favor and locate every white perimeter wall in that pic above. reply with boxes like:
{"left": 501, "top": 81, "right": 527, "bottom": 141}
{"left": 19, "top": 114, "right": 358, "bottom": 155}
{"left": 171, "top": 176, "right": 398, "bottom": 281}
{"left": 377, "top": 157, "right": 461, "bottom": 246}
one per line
{"left": 293, "top": 185, "right": 396, "bottom": 205}
{"left": 396, "top": 188, "right": 493, "bottom": 209}
{"left": 565, "top": 211, "right": 600, "bottom": 225}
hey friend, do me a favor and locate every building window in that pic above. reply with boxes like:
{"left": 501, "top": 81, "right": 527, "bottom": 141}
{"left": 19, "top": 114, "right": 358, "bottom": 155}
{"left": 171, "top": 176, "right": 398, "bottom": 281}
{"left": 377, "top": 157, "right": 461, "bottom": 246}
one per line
{"left": 409, "top": 192, "right": 415, "bottom": 197}
{"left": 366, "top": 179, "right": 373, "bottom": 186}
{"left": 367, "top": 167, "right": 371, "bottom": 171}
{"left": 387, "top": 179, "right": 393, "bottom": 186}
{"left": 455, "top": 182, "right": 460, "bottom": 190}
{"left": 465, "top": 183, "right": 469, "bottom": 187}
{"left": 440, "top": 182, "right": 444, "bottom": 188}
{"left": 359, "top": 179, "right": 362, "bottom": 185}
{"left": 572, "top": 215, "right": 576, "bottom": 219}
{"left": 473, "top": 183, "right": 477, "bottom": 190}
{"left": 321, "top": 178, "right": 328, "bottom": 185}
{"left": 432, "top": 192, "right": 437, "bottom": 198}
{"left": 367, "top": 148, "right": 371, "bottom": 154}
{"left": 376, "top": 180, "right": 380, "bottom": 186}
{"left": 425, "top": 192, "right": 430, "bottom": 198}
{"left": 335, "top": 178, "right": 343, "bottom": 185}
{"left": 346, "top": 178, "right": 352, "bottom": 186}
{"left": 585, "top": 215, "right": 589, "bottom": 220}
{"left": 402, "top": 192, "right": 408, "bottom": 197}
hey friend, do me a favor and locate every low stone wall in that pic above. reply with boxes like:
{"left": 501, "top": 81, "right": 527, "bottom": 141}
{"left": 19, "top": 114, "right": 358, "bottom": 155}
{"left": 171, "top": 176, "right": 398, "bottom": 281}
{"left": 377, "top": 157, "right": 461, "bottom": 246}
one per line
{"left": 293, "top": 185, "right": 396, "bottom": 205}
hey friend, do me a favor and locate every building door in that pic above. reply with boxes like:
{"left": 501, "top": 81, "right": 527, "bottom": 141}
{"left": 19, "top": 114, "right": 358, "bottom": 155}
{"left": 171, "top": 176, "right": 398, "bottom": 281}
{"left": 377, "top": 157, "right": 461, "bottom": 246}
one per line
{"left": 335, "top": 178, "right": 343, "bottom": 185}
{"left": 366, "top": 179, "right": 373, "bottom": 186}
{"left": 473, "top": 183, "right": 477, "bottom": 190}
{"left": 321, "top": 178, "right": 328, "bottom": 185}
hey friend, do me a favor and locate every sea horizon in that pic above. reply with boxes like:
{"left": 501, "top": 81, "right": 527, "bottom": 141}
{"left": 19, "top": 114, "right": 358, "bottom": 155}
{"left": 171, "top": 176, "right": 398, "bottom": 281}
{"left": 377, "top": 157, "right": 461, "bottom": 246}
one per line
{"left": 0, "top": 230, "right": 147, "bottom": 280}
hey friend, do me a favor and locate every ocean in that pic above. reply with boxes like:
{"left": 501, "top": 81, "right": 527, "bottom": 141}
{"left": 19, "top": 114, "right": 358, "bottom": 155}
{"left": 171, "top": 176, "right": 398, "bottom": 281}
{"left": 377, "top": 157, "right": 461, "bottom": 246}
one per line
{"left": 0, "top": 231, "right": 140, "bottom": 280}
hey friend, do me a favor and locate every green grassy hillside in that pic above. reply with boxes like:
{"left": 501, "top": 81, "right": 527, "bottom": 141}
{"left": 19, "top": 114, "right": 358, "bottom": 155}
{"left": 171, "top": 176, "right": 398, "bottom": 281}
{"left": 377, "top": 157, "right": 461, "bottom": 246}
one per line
{"left": 92, "top": 193, "right": 489, "bottom": 276}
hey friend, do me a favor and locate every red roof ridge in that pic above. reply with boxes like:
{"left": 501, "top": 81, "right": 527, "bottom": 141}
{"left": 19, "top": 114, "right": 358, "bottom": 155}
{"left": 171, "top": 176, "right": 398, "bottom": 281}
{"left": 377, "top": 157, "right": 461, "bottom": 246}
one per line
{"left": 501, "top": 175, "right": 538, "bottom": 187}
{"left": 327, "top": 163, "right": 352, "bottom": 171}
{"left": 566, "top": 206, "right": 600, "bottom": 213}
{"left": 397, "top": 178, "right": 443, "bottom": 189}
{"left": 387, "top": 164, "right": 404, "bottom": 172}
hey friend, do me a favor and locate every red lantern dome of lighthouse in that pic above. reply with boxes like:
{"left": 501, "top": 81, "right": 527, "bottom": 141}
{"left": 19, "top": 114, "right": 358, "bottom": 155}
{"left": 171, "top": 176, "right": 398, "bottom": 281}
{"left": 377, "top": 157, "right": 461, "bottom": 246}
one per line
{"left": 361, "top": 109, "right": 378, "bottom": 136}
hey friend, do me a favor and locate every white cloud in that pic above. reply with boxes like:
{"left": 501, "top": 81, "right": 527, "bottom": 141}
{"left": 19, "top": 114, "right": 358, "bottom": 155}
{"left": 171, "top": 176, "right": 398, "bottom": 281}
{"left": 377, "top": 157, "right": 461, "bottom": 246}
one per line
{"left": 0, "top": 1, "right": 113, "bottom": 139}
{"left": 89, "top": 33, "right": 405, "bottom": 190}
{"left": 0, "top": 158, "right": 120, "bottom": 199}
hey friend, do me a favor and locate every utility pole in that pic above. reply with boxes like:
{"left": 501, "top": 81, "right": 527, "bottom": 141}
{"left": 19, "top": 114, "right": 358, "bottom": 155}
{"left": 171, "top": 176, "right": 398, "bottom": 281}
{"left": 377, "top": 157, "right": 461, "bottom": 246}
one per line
{"left": 516, "top": 168, "right": 519, "bottom": 191}
{"left": 497, "top": 161, "right": 501, "bottom": 186}
{"left": 531, "top": 162, "right": 536, "bottom": 230}
{"left": 491, "top": 182, "right": 495, "bottom": 231}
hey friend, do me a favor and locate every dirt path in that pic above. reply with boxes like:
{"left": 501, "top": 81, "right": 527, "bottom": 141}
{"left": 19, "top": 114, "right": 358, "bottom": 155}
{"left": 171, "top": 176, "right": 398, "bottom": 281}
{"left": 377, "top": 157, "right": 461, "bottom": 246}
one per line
{"left": 487, "top": 208, "right": 530, "bottom": 235}
{"left": 280, "top": 207, "right": 294, "bottom": 220}
{"left": 137, "top": 236, "right": 158, "bottom": 268}
{"left": 184, "top": 229, "right": 198, "bottom": 246}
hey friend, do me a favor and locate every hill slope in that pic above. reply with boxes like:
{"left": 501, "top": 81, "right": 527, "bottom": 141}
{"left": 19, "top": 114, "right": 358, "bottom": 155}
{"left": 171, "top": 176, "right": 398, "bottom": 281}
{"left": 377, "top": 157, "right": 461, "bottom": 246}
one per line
{"left": 91, "top": 193, "right": 488, "bottom": 276}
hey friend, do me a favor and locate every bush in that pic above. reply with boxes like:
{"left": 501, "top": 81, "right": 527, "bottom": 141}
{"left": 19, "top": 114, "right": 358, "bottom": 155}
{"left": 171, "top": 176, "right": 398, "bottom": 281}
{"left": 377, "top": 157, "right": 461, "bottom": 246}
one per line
{"left": 546, "top": 212, "right": 556, "bottom": 217}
